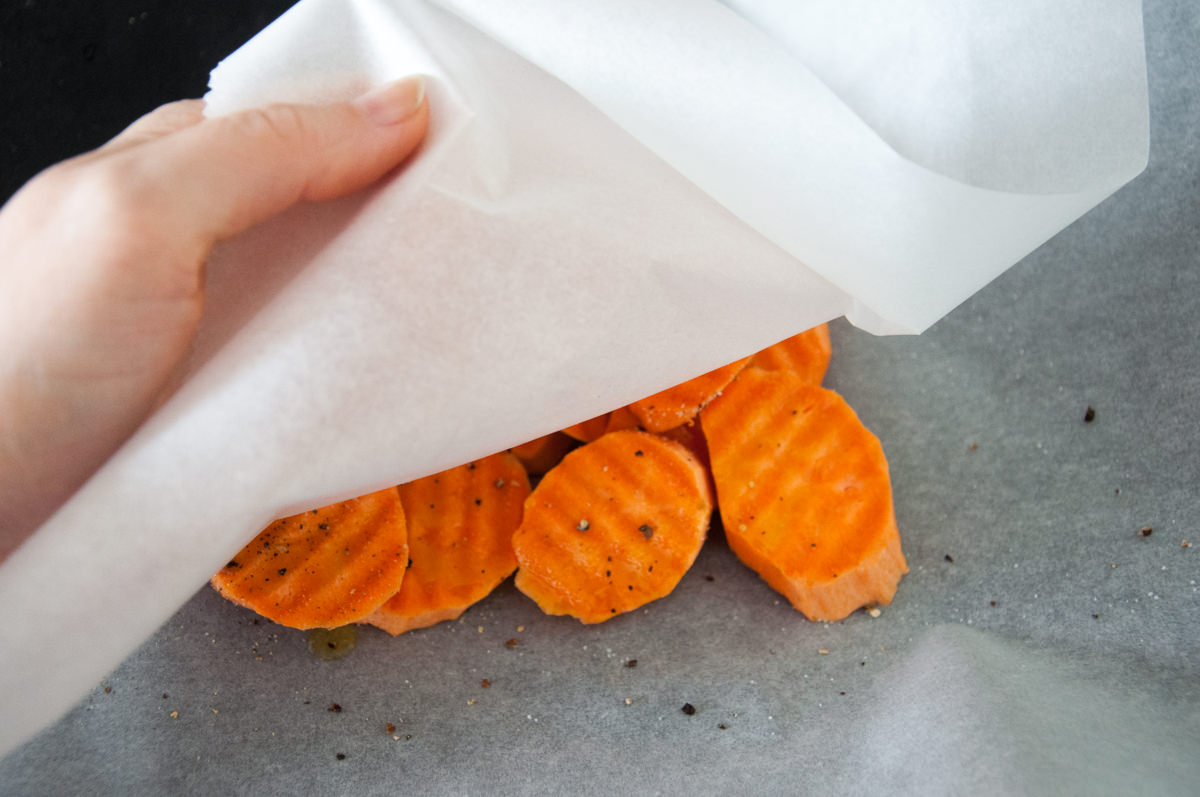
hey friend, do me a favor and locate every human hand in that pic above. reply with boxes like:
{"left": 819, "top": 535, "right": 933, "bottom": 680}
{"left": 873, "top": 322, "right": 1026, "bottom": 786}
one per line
{"left": 0, "top": 76, "right": 429, "bottom": 559}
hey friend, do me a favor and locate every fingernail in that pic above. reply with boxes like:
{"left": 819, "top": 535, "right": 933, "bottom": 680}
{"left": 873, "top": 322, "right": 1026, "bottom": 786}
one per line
{"left": 353, "top": 76, "right": 426, "bottom": 126}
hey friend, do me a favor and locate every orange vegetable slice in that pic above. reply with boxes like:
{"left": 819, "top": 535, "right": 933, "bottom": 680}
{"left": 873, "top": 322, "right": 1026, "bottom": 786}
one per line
{"left": 604, "top": 405, "right": 642, "bottom": 433}
{"left": 211, "top": 487, "right": 409, "bottom": 630}
{"left": 513, "top": 430, "right": 712, "bottom": 623}
{"left": 509, "top": 432, "right": 576, "bottom": 476}
{"left": 749, "top": 323, "right": 832, "bottom": 385}
{"left": 562, "top": 412, "right": 610, "bottom": 442}
{"left": 366, "top": 453, "right": 530, "bottom": 635}
{"left": 659, "top": 421, "right": 716, "bottom": 506}
{"left": 628, "top": 356, "right": 751, "bottom": 433}
{"left": 701, "top": 368, "right": 907, "bottom": 621}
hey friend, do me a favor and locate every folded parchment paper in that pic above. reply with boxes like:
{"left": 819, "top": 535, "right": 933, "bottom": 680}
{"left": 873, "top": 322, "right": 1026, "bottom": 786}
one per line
{"left": 0, "top": 0, "right": 1147, "bottom": 757}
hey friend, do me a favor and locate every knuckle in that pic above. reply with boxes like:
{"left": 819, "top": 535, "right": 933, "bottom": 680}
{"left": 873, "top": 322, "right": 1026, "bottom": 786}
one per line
{"left": 72, "top": 161, "right": 146, "bottom": 231}
{"left": 11, "top": 155, "right": 163, "bottom": 245}
{"left": 40, "top": 158, "right": 161, "bottom": 250}
{"left": 230, "top": 103, "right": 312, "bottom": 151}
{"left": 11, "top": 161, "right": 86, "bottom": 211}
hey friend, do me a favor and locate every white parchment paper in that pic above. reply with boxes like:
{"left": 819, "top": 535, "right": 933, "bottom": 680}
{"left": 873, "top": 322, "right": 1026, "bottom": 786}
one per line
{"left": 0, "top": 0, "right": 1148, "bottom": 757}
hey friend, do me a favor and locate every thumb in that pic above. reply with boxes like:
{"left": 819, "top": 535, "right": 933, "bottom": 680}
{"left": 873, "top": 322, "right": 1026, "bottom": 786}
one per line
{"left": 121, "top": 76, "right": 429, "bottom": 248}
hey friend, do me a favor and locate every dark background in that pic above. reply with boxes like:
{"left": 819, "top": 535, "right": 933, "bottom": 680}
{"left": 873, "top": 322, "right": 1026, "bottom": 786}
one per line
{"left": 1, "top": 0, "right": 296, "bottom": 203}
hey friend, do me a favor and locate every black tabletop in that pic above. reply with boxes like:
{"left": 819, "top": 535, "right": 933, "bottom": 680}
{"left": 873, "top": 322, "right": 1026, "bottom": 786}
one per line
{"left": 1, "top": 1, "right": 296, "bottom": 202}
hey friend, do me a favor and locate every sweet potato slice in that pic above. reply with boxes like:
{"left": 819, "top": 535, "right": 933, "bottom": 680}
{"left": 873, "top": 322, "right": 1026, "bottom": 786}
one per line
{"left": 660, "top": 420, "right": 714, "bottom": 497}
{"left": 513, "top": 430, "right": 711, "bottom": 623}
{"left": 562, "top": 412, "right": 610, "bottom": 442}
{"left": 509, "top": 432, "right": 575, "bottom": 476}
{"left": 749, "top": 323, "right": 832, "bottom": 385}
{"left": 659, "top": 421, "right": 706, "bottom": 468}
{"left": 628, "top": 356, "right": 751, "bottom": 433}
{"left": 604, "top": 405, "right": 642, "bottom": 433}
{"left": 366, "top": 453, "right": 530, "bottom": 635}
{"left": 212, "top": 488, "right": 409, "bottom": 630}
{"left": 701, "top": 369, "right": 907, "bottom": 621}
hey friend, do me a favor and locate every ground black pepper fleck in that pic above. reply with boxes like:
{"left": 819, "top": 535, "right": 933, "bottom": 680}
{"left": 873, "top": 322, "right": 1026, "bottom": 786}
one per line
{"left": 336, "top": 753, "right": 346, "bottom": 760}
{"left": 681, "top": 703, "right": 697, "bottom": 716}
{"left": 705, "top": 575, "right": 714, "bottom": 582}
{"left": 328, "top": 703, "right": 343, "bottom": 713}
{"left": 625, "top": 659, "right": 638, "bottom": 668}
{"left": 639, "top": 524, "right": 654, "bottom": 539}
{"left": 634, "top": 450, "right": 644, "bottom": 457}
{"left": 944, "top": 554, "right": 954, "bottom": 563}
{"left": 717, "top": 723, "right": 728, "bottom": 730}
{"left": 1084, "top": 406, "right": 1096, "bottom": 423}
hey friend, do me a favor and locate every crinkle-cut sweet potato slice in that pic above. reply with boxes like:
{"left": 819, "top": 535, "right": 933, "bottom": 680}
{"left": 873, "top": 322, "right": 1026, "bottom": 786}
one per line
{"left": 366, "top": 452, "right": 530, "bottom": 635}
{"left": 562, "top": 412, "right": 610, "bottom": 442}
{"left": 513, "top": 430, "right": 712, "bottom": 623}
{"left": 509, "top": 432, "right": 576, "bottom": 476}
{"left": 749, "top": 323, "right": 832, "bottom": 385}
{"left": 660, "top": 420, "right": 709, "bottom": 471}
{"left": 660, "top": 420, "right": 716, "bottom": 499}
{"left": 212, "top": 488, "right": 409, "bottom": 630}
{"left": 628, "top": 356, "right": 751, "bottom": 433}
{"left": 609, "top": 406, "right": 710, "bottom": 479}
{"left": 604, "top": 405, "right": 642, "bottom": 433}
{"left": 701, "top": 369, "right": 907, "bottom": 621}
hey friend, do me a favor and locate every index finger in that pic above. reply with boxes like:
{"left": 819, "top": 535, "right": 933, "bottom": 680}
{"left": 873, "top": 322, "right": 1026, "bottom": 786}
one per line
{"left": 115, "top": 76, "right": 429, "bottom": 248}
